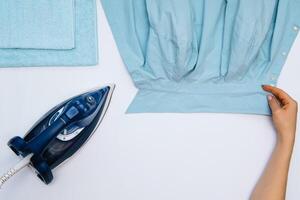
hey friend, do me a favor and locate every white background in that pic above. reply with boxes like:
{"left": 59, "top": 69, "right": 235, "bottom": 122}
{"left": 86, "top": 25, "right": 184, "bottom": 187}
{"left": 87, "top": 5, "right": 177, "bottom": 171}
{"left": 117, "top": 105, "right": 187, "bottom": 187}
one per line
{"left": 0, "top": 2, "right": 299, "bottom": 200}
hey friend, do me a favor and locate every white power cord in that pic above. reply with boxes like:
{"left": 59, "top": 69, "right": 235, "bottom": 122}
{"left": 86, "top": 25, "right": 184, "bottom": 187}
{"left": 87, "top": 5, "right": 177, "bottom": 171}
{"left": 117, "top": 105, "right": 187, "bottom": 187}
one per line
{"left": 0, "top": 154, "right": 33, "bottom": 189}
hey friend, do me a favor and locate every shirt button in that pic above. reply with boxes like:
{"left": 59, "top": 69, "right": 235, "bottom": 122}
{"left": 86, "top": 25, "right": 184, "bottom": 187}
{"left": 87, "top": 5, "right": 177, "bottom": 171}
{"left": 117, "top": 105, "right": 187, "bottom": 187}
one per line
{"left": 270, "top": 74, "right": 277, "bottom": 81}
{"left": 293, "top": 25, "right": 299, "bottom": 31}
{"left": 282, "top": 52, "right": 287, "bottom": 56}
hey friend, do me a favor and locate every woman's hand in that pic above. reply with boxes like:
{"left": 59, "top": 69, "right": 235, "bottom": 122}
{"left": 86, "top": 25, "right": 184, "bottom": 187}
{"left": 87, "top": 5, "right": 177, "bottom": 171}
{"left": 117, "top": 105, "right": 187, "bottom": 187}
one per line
{"left": 251, "top": 86, "right": 298, "bottom": 200}
{"left": 262, "top": 85, "right": 298, "bottom": 146}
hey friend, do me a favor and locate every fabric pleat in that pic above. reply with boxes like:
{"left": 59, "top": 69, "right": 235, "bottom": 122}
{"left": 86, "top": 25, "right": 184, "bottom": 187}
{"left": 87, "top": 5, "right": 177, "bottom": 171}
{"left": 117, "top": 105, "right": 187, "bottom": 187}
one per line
{"left": 102, "top": 0, "right": 300, "bottom": 115}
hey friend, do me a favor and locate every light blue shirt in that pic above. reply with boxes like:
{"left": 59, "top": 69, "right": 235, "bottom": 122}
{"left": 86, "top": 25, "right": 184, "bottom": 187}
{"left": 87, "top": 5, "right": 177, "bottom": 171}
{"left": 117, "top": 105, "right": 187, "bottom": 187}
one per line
{"left": 102, "top": 0, "right": 300, "bottom": 115}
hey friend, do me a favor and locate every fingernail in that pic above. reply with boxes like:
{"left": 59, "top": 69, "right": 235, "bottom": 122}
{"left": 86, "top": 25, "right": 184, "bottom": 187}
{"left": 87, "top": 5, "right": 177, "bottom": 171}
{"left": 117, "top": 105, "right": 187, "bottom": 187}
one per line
{"left": 267, "top": 95, "right": 273, "bottom": 101}
{"left": 262, "top": 85, "right": 268, "bottom": 89}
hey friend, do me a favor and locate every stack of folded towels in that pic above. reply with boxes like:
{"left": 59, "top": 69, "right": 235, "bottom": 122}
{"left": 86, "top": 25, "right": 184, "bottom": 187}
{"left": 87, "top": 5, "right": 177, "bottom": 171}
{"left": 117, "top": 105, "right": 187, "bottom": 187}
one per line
{"left": 0, "top": 0, "right": 98, "bottom": 67}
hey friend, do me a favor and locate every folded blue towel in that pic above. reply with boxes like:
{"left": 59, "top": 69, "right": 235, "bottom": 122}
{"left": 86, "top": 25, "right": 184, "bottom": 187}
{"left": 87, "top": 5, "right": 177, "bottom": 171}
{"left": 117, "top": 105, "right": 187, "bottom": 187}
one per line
{"left": 0, "top": 0, "right": 75, "bottom": 49}
{"left": 0, "top": 0, "right": 98, "bottom": 67}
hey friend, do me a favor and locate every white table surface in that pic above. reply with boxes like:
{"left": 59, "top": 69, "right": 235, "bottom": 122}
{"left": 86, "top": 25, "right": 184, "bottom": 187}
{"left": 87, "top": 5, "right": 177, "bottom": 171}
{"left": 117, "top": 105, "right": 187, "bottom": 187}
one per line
{"left": 0, "top": 2, "right": 299, "bottom": 200}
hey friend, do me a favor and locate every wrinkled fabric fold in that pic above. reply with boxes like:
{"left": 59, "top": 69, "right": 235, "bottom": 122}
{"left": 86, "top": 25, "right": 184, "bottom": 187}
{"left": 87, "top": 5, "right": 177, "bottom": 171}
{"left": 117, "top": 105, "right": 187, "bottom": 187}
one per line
{"left": 102, "top": 0, "right": 300, "bottom": 115}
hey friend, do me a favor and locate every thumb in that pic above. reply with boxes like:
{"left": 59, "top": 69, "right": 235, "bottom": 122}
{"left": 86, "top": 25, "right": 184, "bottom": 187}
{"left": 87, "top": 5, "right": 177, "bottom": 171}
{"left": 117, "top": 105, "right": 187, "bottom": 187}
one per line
{"left": 267, "top": 95, "right": 281, "bottom": 113}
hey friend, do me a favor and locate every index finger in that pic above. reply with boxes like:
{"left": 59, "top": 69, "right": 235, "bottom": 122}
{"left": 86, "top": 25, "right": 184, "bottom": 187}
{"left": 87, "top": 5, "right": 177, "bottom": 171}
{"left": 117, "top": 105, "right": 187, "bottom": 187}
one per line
{"left": 262, "top": 85, "right": 293, "bottom": 106}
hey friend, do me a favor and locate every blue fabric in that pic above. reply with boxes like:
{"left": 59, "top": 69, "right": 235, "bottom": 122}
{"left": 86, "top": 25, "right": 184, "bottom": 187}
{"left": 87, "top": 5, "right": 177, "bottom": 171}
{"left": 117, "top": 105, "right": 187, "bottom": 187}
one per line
{"left": 101, "top": 0, "right": 300, "bottom": 115}
{"left": 0, "top": 0, "right": 75, "bottom": 49}
{"left": 0, "top": 0, "right": 98, "bottom": 67}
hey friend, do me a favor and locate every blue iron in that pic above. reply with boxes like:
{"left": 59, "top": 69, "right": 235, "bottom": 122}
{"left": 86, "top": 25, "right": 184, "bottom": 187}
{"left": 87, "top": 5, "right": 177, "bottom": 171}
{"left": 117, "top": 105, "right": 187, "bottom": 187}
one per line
{"left": 0, "top": 84, "right": 115, "bottom": 187}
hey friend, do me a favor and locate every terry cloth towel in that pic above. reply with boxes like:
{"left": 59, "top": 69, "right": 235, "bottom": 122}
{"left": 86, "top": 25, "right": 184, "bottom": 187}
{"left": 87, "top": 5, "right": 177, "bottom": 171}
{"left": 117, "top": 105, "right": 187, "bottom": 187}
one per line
{"left": 0, "top": 0, "right": 98, "bottom": 67}
{"left": 0, "top": 0, "right": 75, "bottom": 49}
{"left": 101, "top": 0, "right": 300, "bottom": 115}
